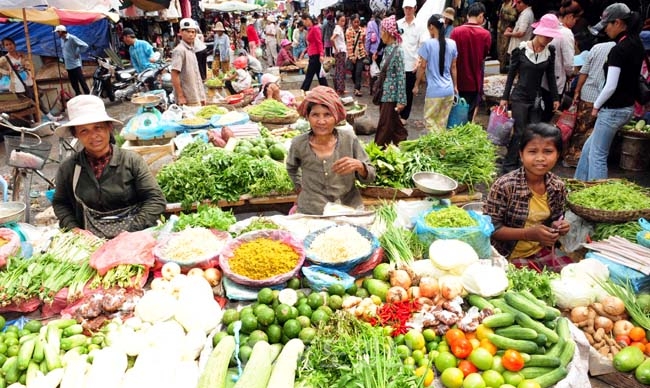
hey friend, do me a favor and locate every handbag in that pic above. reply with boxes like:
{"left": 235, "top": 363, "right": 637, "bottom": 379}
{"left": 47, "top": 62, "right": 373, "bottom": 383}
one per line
{"left": 446, "top": 95, "right": 470, "bottom": 128}
{"left": 72, "top": 165, "right": 140, "bottom": 239}
{"left": 7, "top": 55, "right": 34, "bottom": 100}
{"left": 636, "top": 57, "right": 650, "bottom": 104}
{"left": 346, "top": 31, "right": 362, "bottom": 72}
{"left": 372, "top": 47, "right": 398, "bottom": 106}
{"left": 555, "top": 102, "right": 577, "bottom": 144}
{"left": 486, "top": 106, "right": 514, "bottom": 146}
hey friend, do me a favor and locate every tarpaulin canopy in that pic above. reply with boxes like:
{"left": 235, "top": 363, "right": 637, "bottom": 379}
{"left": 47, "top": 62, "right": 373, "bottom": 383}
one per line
{"left": 0, "top": 7, "right": 118, "bottom": 25}
{"left": 0, "top": 0, "right": 119, "bottom": 13}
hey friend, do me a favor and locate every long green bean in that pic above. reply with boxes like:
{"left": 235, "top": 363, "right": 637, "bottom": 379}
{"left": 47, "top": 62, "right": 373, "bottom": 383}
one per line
{"left": 568, "top": 182, "right": 650, "bottom": 210}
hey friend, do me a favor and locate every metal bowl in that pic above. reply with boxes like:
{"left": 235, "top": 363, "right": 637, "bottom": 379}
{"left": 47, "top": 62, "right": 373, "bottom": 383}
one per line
{"left": 462, "top": 202, "right": 485, "bottom": 214}
{"left": 0, "top": 202, "right": 26, "bottom": 224}
{"left": 412, "top": 172, "right": 458, "bottom": 196}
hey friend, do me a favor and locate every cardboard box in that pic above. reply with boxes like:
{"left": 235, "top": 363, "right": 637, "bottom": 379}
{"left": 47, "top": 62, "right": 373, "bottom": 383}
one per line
{"left": 122, "top": 139, "right": 175, "bottom": 175}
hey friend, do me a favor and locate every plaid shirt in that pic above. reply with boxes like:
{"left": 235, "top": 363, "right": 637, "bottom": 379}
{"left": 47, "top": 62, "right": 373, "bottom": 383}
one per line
{"left": 346, "top": 27, "right": 366, "bottom": 60}
{"left": 85, "top": 146, "right": 113, "bottom": 180}
{"left": 484, "top": 168, "right": 567, "bottom": 257}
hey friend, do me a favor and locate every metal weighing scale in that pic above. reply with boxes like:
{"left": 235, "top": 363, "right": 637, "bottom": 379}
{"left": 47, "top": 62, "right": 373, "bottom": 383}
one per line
{"left": 0, "top": 176, "right": 30, "bottom": 256}
{"left": 123, "top": 92, "right": 176, "bottom": 143}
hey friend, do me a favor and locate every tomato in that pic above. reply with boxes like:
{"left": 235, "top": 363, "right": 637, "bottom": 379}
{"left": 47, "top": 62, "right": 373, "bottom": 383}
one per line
{"left": 457, "top": 359, "right": 478, "bottom": 377}
{"left": 445, "top": 328, "right": 466, "bottom": 346}
{"left": 630, "top": 327, "right": 646, "bottom": 342}
{"left": 451, "top": 338, "right": 473, "bottom": 359}
{"left": 501, "top": 349, "right": 525, "bottom": 372}
{"left": 465, "top": 331, "right": 477, "bottom": 341}
{"left": 644, "top": 342, "right": 650, "bottom": 356}
{"left": 616, "top": 335, "right": 632, "bottom": 346}
{"left": 630, "top": 342, "right": 646, "bottom": 352}
{"left": 479, "top": 338, "right": 498, "bottom": 355}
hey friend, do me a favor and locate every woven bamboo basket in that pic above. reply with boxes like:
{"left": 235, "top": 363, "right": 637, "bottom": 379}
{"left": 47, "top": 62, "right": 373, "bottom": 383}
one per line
{"left": 246, "top": 109, "right": 300, "bottom": 124}
{"left": 2, "top": 97, "right": 33, "bottom": 113}
{"left": 346, "top": 104, "right": 367, "bottom": 121}
{"left": 216, "top": 94, "right": 253, "bottom": 110}
{"left": 619, "top": 130, "right": 650, "bottom": 139}
{"left": 567, "top": 201, "right": 650, "bottom": 223}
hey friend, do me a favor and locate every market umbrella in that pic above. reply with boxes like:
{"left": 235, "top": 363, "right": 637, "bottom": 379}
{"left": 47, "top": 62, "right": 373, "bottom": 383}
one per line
{"left": 203, "top": 1, "right": 261, "bottom": 12}
{"left": 308, "top": 0, "right": 339, "bottom": 16}
{"left": 0, "top": 7, "right": 117, "bottom": 122}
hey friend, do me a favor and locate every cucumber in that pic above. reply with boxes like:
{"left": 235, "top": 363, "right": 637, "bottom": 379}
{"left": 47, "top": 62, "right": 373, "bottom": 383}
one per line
{"left": 544, "top": 319, "right": 557, "bottom": 330}
{"left": 490, "top": 298, "right": 522, "bottom": 315}
{"left": 533, "top": 333, "right": 548, "bottom": 346}
{"left": 31, "top": 339, "right": 44, "bottom": 363}
{"left": 46, "top": 319, "right": 77, "bottom": 330}
{"left": 520, "top": 366, "right": 555, "bottom": 379}
{"left": 515, "top": 313, "right": 559, "bottom": 344}
{"left": 545, "top": 337, "right": 566, "bottom": 359}
{"left": 197, "top": 335, "right": 236, "bottom": 388}
{"left": 519, "top": 290, "right": 561, "bottom": 320}
{"left": 3, "top": 356, "right": 19, "bottom": 384}
{"left": 61, "top": 335, "right": 88, "bottom": 351}
{"left": 62, "top": 324, "right": 84, "bottom": 337}
{"left": 0, "top": 375, "right": 5, "bottom": 388}
{"left": 504, "top": 292, "right": 546, "bottom": 320}
{"left": 468, "top": 294, "right": 495, "bottom": 310}
{"left": 532, "top": 366, "right": 569, "bottom": 388}
{"left": 559, "top": 339, "right": 576, "bottom": 368}
{"left": 556, "top": 317, "right": 571, "bottom": 341}
{"left": 487, "top": 334, "right": 539, "bottom": 354}
{"left": 17, "top": 339, "right": 35, "bottom": 370}
{"left": 494, "top": 326, "right": 538, "bottom": 340}
{"left": 482, "top": 313, "right": 516, "bottom": 328}
{"left": 525, "top": 355, "right": 561, "bottom": 368}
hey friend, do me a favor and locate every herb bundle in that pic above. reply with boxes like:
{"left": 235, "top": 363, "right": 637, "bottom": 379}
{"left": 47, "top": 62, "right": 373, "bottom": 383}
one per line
{"left": 506, "top": 264, "right": 559, "bottom": 306}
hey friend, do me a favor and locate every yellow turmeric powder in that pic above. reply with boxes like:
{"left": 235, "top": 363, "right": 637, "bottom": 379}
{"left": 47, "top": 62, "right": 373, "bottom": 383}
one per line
{"left": 228, "top": 237, "right": 299, "bottom": 280}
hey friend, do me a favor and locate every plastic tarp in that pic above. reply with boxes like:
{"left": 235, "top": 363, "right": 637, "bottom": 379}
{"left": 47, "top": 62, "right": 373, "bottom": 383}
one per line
{"left": 0, "top": 19, "right": 109, "bottom": 59}
{"left": 0, "top": 0, "right": 118, "bottom": 12}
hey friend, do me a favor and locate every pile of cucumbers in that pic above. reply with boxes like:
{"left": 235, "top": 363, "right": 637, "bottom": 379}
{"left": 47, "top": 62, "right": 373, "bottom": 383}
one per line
{"left": 469, "top": 291, "right": 576, "bottom": 388}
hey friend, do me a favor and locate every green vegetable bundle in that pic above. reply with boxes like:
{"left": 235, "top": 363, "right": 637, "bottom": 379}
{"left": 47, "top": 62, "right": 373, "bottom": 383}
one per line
{"left": 365, "top": 123, "right": 497, "bottom": 192}
{"left": 173, "top": 205, "right": 236, "bottom": 232}
{"left": 424, "top": 206, "right": 477, "bottom": 228}
{"left": 592, "top": 221, "right": 642, "bottom": 242}
{"left": 248, "top": 99, "right": 294, "bottom": 118}
{"left": 157, "top": 143, "right": 294, "bottom": 209}
{"left": 196, "top": 105, "right": 229, "bottom": 119}
{"left": 568, "top": 182, "right": 650, "bottom": 211}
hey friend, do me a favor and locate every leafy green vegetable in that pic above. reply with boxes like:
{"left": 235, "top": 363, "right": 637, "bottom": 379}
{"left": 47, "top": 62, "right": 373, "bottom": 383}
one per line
{"left": 568, "top": 182, "right": 650, "bottom": 210}
{"left": 173, "top": 205, "right": 236, "bottom": 232}
{"left": 506, "top": 264, "right": 559, "bottom": 306}
{"left": 238, "top": 217, "right": 281, "bottom": 235}
{"left": 424, "top": 206, "right": 477, "bottom": 228}
{"left": 592, "top": 222, "right": 642, "bottom": 243}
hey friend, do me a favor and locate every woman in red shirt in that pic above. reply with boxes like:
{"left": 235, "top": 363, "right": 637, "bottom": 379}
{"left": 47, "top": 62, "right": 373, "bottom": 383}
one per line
{"left": 246, "top": 18, "right": 261, "bottom": 58}
{"left": 300, "top": 13, "right": 329, "bottom": 91}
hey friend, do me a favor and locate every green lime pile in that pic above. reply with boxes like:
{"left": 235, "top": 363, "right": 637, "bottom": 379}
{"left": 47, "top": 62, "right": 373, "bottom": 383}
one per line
{"left": 233, "top": 137, "right": 286, "bottom": 161}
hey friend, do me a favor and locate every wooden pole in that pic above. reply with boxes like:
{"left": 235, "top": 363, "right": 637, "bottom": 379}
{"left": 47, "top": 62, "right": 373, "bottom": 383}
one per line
{"left": 23, "top": 8, "right": 42, "bottom": 123}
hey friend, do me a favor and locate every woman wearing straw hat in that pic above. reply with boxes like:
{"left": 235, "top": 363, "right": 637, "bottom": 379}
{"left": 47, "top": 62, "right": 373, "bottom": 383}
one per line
{"left": 212, "top": 22, "right": 231, "bottom": 76}
{"left": 499, "top": 13, "right": 563, "bottom": 174}
{"left": 52, "top": 95, "right": 166, "bottom": 238}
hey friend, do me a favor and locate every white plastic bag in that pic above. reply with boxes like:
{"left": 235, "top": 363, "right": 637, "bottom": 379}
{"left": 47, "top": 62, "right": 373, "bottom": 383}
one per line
{"left": 319, "top": 65, "right": 327, "bottom": 78}
{"left": 161, "top": 104, "right": 183, "bottom": 121}
{"left": 370, "top": 61, "right": 380, "bottom": 77}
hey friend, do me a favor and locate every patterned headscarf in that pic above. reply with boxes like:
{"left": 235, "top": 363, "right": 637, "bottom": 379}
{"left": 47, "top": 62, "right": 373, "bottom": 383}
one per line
{"left": 297, "top": 86, "right": 347, "bottom": 124}
{"left": 380, "top": 15, "right": 402, "bottom": 44}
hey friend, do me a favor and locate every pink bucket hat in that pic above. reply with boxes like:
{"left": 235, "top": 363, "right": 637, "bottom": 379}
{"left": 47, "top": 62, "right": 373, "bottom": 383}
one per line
{"left": 280, "top": 38, "right": 291, "bottom": 47}
{"left": 531, "top": 14, "right": 563, "bottom": 39}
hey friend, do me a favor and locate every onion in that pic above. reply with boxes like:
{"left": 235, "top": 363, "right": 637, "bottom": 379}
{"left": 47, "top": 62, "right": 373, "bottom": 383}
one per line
{"left": 570, "top": 306, "right": 590, "bottom": 323}
{"left": 407, "top": 286, "right": 421, "bottom": 300}
{"left": 161, "top": 262, "right": 181, "bottom": 281}
{"left": 187, "top": 267, "right": 205, "bottom": 277}
{"left": 613, "top": 319, "right": 634, "bottom": 337}
{"left": 601, "top": 295, "right": 626, "bottom": 316}
{"left": 203, "top": 268, "right": 222, "bottom": 287}
{"left": 594, "top": 316, "right": 614, "bottom": 333}
{"left": 386, "top": 286, "right": 408, "bottom": 303}
{"left": 419, "top": 277, "right": 439, "bottom": 299}
{"left": 416, "top": 297, "right": 434, "bottom": 306}
{"left": 390, "top": 270, "right": 412, "bottom": 289}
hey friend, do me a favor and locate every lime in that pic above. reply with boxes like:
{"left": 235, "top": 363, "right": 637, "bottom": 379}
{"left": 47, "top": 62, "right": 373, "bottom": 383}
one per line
{"left": 275, "top": 303, "right": 293, "bottom": 324}
{"left": 307, "top": 293, "right": 325, "bottom": 309}
{"left": 423, "top": 328, "right": 439, "bottom": 343}
{"left": 327, "top": 283, "right": 346, "bottom": 297}
{"left": 240, "top": 306, "right": 255, "bottom": 317}
{"left": 267, "top": 324, "right": 283, "bottom": 344}
{"left": 287, "top": 277, "right": 301, "bottom": 290}
{"left": 247, "top": 330, "right": 268, "bottom": 347}
{"left": 239, "top": 334, "right": 249, "bottom": 346}
{"left": 481, "top": 370, "right": 504, "bottom": 388}
{"left": 278, "top": 289, "right": 299, "bottom": 306}
{"left": 5, "top": 325, "right": 18, "bottom": 334}
{"left": 296, "top": 316, "right": 311, "bottom": 329}
{"left": 328, "top": 295, "right": 343, "bottom": 310}
{"left": 240, "top": 315, "right": 258, "bottom": 334}
{"left": 255, "top": 306, "right": 275, "bottom": 326}
{"left": 434, "top": 351, "right": 458, "bottom": 373}
{"left": 0, "top": 315, "right": 5, "bottom": 331}
{"left": 297, "top": 304, "right": 313, "bottom": 318}
{"left": 462, "top": 372, "right": 486, "bottom": 388}
{"left": 296, "top": 290, "right": 306, "bottom": 300}
{"left": 355, "top": 288, "right": 370, "bottom": 298}
{"left": 317, "top": 305, "right": 333, "bottom": 316}
{"left": 396, "top": 344, "right": 411, "bottom": 359}
{"left": 299, "top": 327, "right": 317, "bottom": 344}
{"left": 0, "top": 343, "right": 7, "bottom": 355}
{"left": 257, "top": 288, "right": 274, "bottom": 305}
{"left": 412, "top": 349, "right": 425, "bottom": 364}
{"left": 440, "top": 367, "right": 464, "bottom": 388}
{"left": 346, "top": 284, "right": 358, "bottom": 295}
{"left": 373, "top": 263, "right": 391, "bottom": 281}
{"left": 23, "top": 320, "right": 42, "bottom": 334}
{"left": 212, "top": 331, "right": 229, "bottom": 347}
{"left": 0, "top": 354, "right": 6, "bottom": 367}
{"left": 426, "top": 341, "right": 439, "bottom": 352}
{"left": 404, "top": 329, "right": 426, "bottom": 351}
{"left": 7, "top": 344, "right": 19, "bottom": 357}
{"left": 222, "top": 309, "right": 240, "bottom": 326}
{"left": 310, "top": 309, "right": 330, "bottom": 327}
{"left": 297, "top": 297, "right": 308, "bottom": 306}
{"left": 4, "top": 337, "right": 18, "bottom": 347}
{"left": 394, "top": 334, "right": 405, "bottom": 346}
{"left": 226, "top": 322, "right": 236, "bottom": 335}
{"left": 238, "top": 345, "right": 253, "bottom": 364}
{"left": 283, "top": 319, "right": 302, "bottom": 339}
{"left": 18, "top": 329, "right": 31, "bottom": 338}
{"left": 289, "top": 306, "right": 299, "bottom": 319}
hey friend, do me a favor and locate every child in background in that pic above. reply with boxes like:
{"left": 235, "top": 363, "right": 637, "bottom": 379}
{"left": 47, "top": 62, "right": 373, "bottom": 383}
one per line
{"left": 484, "top": 123, "right": 572, "bottom": 272}
{"left": 224, "top": 56, "right": 252, "bottom": 95}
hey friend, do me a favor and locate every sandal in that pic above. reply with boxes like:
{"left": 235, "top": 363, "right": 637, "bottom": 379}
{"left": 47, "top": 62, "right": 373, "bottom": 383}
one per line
{"left": 354, "top": 90, "right": 363, "bottom": 97}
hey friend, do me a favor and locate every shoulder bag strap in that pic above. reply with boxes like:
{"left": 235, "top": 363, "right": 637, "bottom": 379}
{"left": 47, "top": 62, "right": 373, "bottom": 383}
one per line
{"left": 378, "top": 46, "right": 398, "bottom": 84}
{"left": 6, "top": 55, "right": 30, "bottom": 91}
{"left": 72, "top": 164, "right": 85, "bottom": 206}
{"left": 351, "top": 30, "right": 361, "bottom": 56}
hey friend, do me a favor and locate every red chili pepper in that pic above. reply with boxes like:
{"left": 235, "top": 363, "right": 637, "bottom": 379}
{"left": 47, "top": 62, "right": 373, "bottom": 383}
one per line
{"left": 372, "top": 299, "right": 420, "bottom": 337}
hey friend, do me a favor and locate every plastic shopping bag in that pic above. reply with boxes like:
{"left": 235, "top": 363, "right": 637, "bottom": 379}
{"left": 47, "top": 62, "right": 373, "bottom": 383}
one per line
{"left": 319, "top": 65, "right": 327, "bottom": 78}
{"left": 486, "top": 106, "right": 514, "bottom": 146}
{"left": 447, "top": 95, "right": 470, "bottom": 128}
{"left": 370, "top": 61, "right": 380, "bottom": 78}
{"left": 556, "top": 103, "right": 577, "bottom": 144}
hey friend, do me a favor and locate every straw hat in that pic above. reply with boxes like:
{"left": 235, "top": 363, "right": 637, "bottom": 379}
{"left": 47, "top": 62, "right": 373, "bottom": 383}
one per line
{"left": 55, "top": 95, "right": 122, "bottom": 138}
{"left": 213, "top": 22, "right": 225, "bottom": 32}
{"left": 442, "top": 7, "right": 456, "bottom": 21}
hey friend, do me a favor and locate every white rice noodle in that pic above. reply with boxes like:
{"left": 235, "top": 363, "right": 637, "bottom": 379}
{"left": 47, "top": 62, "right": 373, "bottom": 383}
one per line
{"left": 308, "top": 225, "right": 371, "bottom": 263}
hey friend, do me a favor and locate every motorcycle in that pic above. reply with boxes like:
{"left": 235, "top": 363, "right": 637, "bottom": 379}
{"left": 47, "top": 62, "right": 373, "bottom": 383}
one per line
{"left": 90, "top": 55, "right": 138, "bottom": 102}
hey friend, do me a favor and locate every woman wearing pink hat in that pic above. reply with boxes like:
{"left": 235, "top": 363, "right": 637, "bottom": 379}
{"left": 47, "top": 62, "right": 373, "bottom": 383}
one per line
{"left": 276, "top": 38, "right": 296, "bottom": 67}
{"left": 499, "top": 13, "right": 563, "bottom": 174}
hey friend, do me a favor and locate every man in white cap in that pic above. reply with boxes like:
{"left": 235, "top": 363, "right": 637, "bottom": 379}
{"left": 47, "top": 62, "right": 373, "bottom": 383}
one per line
{"left": 265, "top": 15, "right": 278, "bottom": 66}
{"left": 397, "top": 0, "right": 427, "bottom": 126}
{"left": 171, "top": 18, "right": 206, "bottom": 106}
{"left": 54, "top": 25, "right": 90, "bottom": 95}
